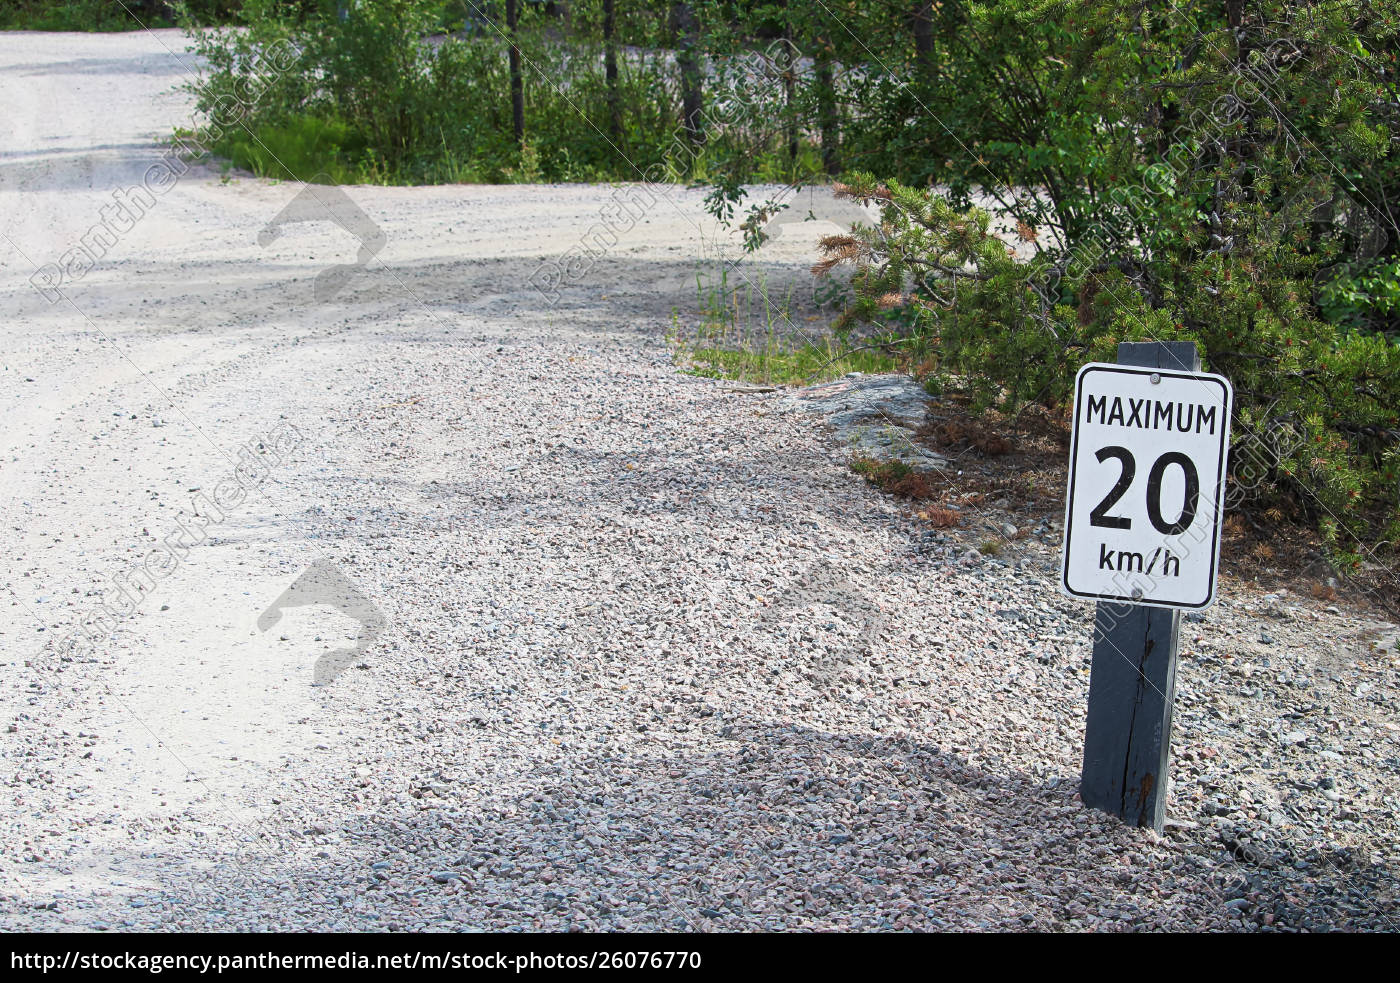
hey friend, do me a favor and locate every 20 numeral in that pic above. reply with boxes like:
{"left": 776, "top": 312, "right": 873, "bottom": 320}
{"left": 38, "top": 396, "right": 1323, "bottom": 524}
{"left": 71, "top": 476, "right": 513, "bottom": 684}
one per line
{"left": 1089, "top": 446, "right": 1200, "bottom": 535}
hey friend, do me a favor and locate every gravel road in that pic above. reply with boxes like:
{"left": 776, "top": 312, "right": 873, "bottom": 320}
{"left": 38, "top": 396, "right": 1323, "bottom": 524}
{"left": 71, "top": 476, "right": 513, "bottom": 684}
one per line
{"left": 2, "top": 30, "right": 1397, "bottom": 932}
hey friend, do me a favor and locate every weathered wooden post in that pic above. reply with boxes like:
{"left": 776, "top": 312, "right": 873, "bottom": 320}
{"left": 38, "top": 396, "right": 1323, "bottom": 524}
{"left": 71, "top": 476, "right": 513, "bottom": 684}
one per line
{"left": 1062, "top": 341, "right": 1232, "bottom": 832}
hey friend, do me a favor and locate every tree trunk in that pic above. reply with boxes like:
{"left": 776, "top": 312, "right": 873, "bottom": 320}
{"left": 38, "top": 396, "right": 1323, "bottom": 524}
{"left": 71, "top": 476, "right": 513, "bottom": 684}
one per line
{"left": 604, "top": 0, "right": 621, "bottom": 144}
{"left": 910, "top": 1, "right": 935, "bottom": 85}
{"left": 671, "top": 2, "right": 704, "bottom": 150}
{"left": 815, "top": 41, "right": 839, "bottom": 174}
{"left": 507, "top": 0, "right": 525, "bottom": 148}
{"left": 781, "top": 18, "right": 798, "bottom": 166}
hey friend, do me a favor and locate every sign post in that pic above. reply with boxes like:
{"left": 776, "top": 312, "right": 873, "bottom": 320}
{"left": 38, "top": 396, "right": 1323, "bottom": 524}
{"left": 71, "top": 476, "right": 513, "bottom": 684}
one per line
{"left": 1061, "top": 342, "right": 1232, "bottom": 831}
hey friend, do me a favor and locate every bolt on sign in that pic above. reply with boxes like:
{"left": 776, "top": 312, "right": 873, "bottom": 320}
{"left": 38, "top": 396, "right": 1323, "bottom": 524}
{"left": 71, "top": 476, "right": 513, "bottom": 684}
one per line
{"left": 1061, "top": 363, "right": 1233, "bottom": 609}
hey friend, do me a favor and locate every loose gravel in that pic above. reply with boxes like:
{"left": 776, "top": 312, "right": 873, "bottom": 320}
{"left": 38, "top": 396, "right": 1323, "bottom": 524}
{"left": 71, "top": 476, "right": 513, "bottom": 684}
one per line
{"left": 1, "top": 30, "right": 1397, "bottom": 933}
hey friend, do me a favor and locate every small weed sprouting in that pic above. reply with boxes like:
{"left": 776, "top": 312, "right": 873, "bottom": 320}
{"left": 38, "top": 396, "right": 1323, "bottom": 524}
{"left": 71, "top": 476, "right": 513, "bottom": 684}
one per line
{"left": 849, "top": 456, "right": 938, "bottom": 500}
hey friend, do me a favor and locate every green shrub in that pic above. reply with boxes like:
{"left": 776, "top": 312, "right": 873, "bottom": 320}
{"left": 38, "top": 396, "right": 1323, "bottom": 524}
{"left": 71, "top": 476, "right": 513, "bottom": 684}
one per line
{"left": 180, "top": 0, "right": 836, "bottom": 186}
{"left": 184, "top": 1, "right": 620, "bottom": 183}
{"left": 819, "top": 0, "right": 1400, "bottom": 570}
{"left": 1319, "top": 259, "right": 1400, "bottom": 337}
{"left": 824, "top": 173, "right": 1400, "bottom": 566}
{"left": 0, "top": 1, "right": 242, "bottom": 31}
{"left": 0, "top": 0, "right": 157, "bottom": 30}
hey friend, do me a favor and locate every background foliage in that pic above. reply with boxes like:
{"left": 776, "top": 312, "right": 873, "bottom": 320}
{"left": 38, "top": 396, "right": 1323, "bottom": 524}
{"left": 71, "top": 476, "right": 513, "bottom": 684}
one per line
{"left": 812, "top": 2, "right": 1400, "bottom": 569}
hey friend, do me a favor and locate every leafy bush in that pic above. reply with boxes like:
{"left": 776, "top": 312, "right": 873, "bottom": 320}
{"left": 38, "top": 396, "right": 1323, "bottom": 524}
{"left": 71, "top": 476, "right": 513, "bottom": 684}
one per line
{"left": 0, "top": 0, "right": 242, "bottom": 30}
{"left": 1319, "top": 258, "right": 1400, "bottom": 337}
{"left": 819, "top": 1, "right": 1400, "bottom": 569}
{"left": 0, "top": 0, "right": 157, "bottom": 30}
{"left": 181, "top": 0, "right": 819, "bottom": 185}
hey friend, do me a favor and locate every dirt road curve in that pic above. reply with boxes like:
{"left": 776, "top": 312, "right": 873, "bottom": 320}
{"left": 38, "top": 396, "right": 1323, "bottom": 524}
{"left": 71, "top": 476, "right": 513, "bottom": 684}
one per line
{"left": 2, "top": 31, "right": 1396, "bottom": 932}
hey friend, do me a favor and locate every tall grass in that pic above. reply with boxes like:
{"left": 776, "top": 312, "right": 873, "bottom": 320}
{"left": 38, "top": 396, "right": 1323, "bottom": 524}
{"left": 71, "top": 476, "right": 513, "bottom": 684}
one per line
{"left": 668, "top": 263, "right": 906, "bottom": 386}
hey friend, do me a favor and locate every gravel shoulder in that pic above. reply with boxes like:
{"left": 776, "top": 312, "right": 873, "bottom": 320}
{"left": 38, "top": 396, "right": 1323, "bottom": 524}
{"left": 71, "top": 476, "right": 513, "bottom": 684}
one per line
{"left": 1, "top": 30, "right": 1396, "bottom": 932}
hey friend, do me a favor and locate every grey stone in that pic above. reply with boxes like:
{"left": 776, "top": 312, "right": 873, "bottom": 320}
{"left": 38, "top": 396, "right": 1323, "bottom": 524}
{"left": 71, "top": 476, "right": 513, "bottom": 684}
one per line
{"left": 782, "top": 374, "right": 946, "bottom": 472}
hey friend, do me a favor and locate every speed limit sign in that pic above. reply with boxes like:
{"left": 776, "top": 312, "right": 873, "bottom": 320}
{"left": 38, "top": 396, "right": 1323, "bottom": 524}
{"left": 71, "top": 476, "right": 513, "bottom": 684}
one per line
{"left": 1061, "top": 362, "right": 1233, "bottom": 609}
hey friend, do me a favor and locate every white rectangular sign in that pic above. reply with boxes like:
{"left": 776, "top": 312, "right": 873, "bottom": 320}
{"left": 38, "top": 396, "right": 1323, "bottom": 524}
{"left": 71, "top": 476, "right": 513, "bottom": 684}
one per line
{"left": 1061, "top": 363, "right": 1233, "bottom": 609}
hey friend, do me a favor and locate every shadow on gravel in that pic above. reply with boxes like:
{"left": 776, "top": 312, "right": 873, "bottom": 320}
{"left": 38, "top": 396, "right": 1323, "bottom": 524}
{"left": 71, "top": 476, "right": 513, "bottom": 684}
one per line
{"left": 0, "top": 56, "right": 192, "bottom": 78}
{"left": 1206, "top": 821, "right": 1400, "bottom": 932}
{"left": 311, "top": 715, "right": 1397, "bottom": 931}
{"left": 12, "top": 716, "right": 1393, "bottom": 931}
{"left": 309, "top": 716, "right": 1242, "bottom": 932}
{"left": 0, "top": 149, "right": 202, "bottom": 194}
{"left": 10, "top": 251, "right": 827, "bottom": 336}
